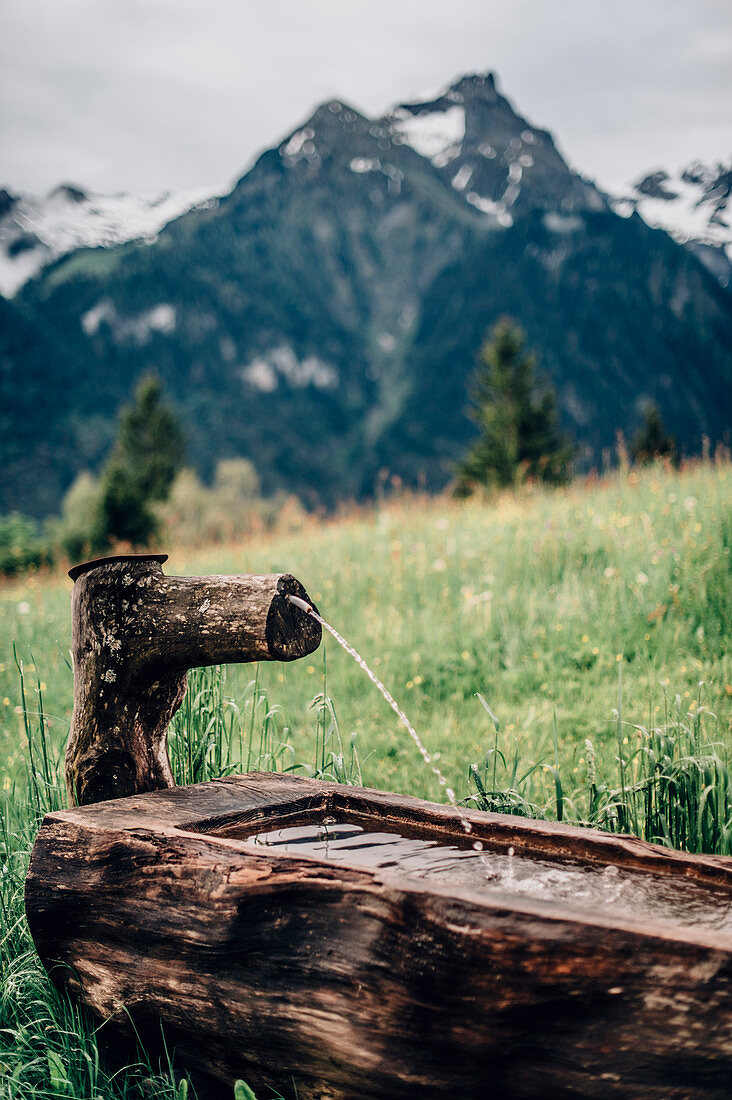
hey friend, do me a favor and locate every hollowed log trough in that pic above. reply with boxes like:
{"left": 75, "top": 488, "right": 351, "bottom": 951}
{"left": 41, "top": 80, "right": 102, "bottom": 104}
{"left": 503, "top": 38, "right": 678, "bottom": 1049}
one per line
{"left": 26, "top": 774, "right": 732, "bottom": 1099}
{"left": 23, "top": 555, "right": 732, "bottom": 1098}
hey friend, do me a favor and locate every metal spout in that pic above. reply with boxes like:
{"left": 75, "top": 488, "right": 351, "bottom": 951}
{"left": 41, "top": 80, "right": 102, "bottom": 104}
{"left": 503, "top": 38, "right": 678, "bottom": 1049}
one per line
{"left": 286, "top": 593, "right": 316, "bottom": 616}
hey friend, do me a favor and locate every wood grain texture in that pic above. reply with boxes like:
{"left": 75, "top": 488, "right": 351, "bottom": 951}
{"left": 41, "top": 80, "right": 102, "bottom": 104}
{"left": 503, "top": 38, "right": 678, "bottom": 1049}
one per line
{"left": 25, "top": 774, "right": 732, "bottom": 1099}
{"left": 64, "top": 558, "right": 320, "bottom": 806}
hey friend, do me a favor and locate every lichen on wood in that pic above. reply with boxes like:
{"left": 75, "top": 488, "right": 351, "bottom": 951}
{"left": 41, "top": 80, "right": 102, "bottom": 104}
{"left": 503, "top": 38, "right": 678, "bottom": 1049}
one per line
{"left": 65, "top": 555, "right": 320, "bottom": 805}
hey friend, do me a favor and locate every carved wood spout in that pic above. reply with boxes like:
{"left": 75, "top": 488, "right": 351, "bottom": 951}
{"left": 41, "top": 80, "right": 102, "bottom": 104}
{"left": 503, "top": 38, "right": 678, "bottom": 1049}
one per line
{"left": 65, "top": 554, "right": 321, "bottom": 806}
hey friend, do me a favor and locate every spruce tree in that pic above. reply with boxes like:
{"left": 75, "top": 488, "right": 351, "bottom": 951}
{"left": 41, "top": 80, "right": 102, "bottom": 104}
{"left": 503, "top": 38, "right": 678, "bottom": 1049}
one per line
{"left": 456, "top": 319, "right": 573, "bottom": 493}
{"left": 630, "top": 403, "right": 677, "bottom": 466}
{"left": 95, "top": 375, "right": 185, "bottom": 548}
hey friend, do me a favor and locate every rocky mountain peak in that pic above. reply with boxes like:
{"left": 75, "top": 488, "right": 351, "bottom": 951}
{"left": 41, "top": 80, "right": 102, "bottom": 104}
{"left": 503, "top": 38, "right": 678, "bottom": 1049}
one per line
{"left": 267, "top": 98, "right": 397, "bottom": 178}
{"left": 294, "top": 98, "right": 370, "bottom": 137}
{"left": 380, "top": 70, "right": 604, "bottom": 221}
{"left": 0, "top": 189, "right": 17, "bottom": 219}
{"left": 49, "top": 183, "right": 88, "bottom": 204}
{"left": 612, "top": 157, "right": 732, "bottom": 288}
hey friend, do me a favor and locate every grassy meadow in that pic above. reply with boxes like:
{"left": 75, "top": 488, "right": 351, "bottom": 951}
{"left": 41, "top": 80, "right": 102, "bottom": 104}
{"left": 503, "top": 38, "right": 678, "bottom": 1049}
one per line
{"left": 1, "top": 458, "right": 731, "bottom": 1098}
{"left": 2, "top": 458, "right": 731, "bottom": 809}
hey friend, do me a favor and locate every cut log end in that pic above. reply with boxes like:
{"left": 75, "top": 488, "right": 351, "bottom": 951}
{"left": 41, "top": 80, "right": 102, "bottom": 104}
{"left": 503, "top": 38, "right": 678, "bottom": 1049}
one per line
{"left": 68, "top": 553, "right": 169, "bottom": 582}
{"left": 266, "top": 575, "right": 322, "bottom": 660}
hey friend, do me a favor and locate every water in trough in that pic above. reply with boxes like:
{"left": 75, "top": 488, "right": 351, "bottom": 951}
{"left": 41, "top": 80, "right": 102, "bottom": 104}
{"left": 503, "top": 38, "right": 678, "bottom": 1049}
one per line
{"left": 249, "top": 819, "right": 732, "bottom": 935}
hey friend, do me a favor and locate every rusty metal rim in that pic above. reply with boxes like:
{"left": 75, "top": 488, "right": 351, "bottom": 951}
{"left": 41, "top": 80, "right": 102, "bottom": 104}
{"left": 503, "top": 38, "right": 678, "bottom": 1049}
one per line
{"left": 68, "top": 553, "right": 169, "bottom": 582}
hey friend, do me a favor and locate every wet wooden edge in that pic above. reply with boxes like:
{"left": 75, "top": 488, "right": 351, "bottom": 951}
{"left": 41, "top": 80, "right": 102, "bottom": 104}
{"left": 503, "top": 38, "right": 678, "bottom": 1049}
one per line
{"left": 29, "top": 772, "right": 732, "bottom": 950}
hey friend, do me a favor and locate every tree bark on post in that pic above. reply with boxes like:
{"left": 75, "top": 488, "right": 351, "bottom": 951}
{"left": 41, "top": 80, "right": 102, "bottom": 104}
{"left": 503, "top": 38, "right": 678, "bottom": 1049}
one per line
{"left": 65, "top": 554, "right": 321, "bottom": 806}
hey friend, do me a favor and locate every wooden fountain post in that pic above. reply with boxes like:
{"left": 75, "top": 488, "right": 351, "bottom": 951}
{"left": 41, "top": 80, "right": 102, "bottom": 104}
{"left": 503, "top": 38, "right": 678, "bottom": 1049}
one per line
{"left": 65, "top": 554, "right": 321, "bottom": 806}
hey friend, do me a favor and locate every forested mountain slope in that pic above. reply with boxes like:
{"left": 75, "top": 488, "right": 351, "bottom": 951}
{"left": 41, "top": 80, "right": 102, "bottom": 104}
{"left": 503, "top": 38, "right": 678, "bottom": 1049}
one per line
{"left": 3, "top": 73, "right": 732, "bottom": 517}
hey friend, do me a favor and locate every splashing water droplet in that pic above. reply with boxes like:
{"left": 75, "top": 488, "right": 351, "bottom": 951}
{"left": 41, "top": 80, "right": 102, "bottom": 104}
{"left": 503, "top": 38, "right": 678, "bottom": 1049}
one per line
{"left": 504, "top": 845, "right": 517, "bottom": 884}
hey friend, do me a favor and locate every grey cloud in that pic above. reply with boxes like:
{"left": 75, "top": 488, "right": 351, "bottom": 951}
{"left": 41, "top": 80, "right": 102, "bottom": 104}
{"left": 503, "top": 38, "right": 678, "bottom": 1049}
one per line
{"left": 0, "top": 0, "right": 730, "bottom": 196}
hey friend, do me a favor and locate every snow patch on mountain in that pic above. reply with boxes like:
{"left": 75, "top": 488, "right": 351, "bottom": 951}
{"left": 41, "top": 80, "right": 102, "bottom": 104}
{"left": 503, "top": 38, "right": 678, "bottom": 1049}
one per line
{"left": 543, "top": 212, "right": 585, "bottom": 234}
{"left": 390, "top": 105, "right": 465, "bottom": 166}
{"left": 0, "top": 184, "right": 218, "bottom": 297}
{"left": 612, "top": 160, "right": 731, "bottom": 287}
{"left": 452, "top": 164, "right": 473, "bottom": 192}
{"left": 241, "top": 345, "right": 338, "bottom": 392}
{"left": 81, "top": 299, "right": 177, "bottom": 345}
{"left": 464, "top": 192, "right": 514, "bottom": 226}
{"left": 350, "top": 157, "right": 381, "bottom": 174}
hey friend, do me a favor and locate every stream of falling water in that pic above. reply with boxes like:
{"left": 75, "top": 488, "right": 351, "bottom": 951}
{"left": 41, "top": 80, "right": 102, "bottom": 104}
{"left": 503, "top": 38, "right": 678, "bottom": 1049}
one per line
{"left": 287, "top": 595, "right": 476, "bottom": 833}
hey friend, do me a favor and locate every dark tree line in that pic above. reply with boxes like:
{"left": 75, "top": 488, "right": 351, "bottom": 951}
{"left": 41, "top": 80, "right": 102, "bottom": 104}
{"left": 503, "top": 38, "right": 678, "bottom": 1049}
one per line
{"left": 0, "top": 325, "right": 688, "bottom": 575}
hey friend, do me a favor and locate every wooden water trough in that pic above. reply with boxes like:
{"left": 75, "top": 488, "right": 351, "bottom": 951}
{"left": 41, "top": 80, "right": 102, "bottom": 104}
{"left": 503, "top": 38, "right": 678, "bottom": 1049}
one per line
{"left": 26, "top": 773, "right": 732, "bottom": 1099}
{"left": 23, "top": 555, "right": 732, "bottom": 1098}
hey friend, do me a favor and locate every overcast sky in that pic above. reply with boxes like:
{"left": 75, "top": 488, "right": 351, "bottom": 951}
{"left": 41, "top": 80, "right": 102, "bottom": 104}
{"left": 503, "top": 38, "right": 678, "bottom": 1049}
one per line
{"left": 1, "top": 0, "right": 730, "bottom": 198}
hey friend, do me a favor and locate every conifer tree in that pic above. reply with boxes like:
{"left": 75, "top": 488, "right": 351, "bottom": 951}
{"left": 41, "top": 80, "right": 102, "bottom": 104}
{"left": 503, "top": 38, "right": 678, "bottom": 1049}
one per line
{"left": 456, "top": 319, "right": 573, "bottom": 493}
{"left": 630, "top": 403, "right": 677, "bottom": 466}
{"left": 95, "top": 375, "right": 184, "bottom": 548}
